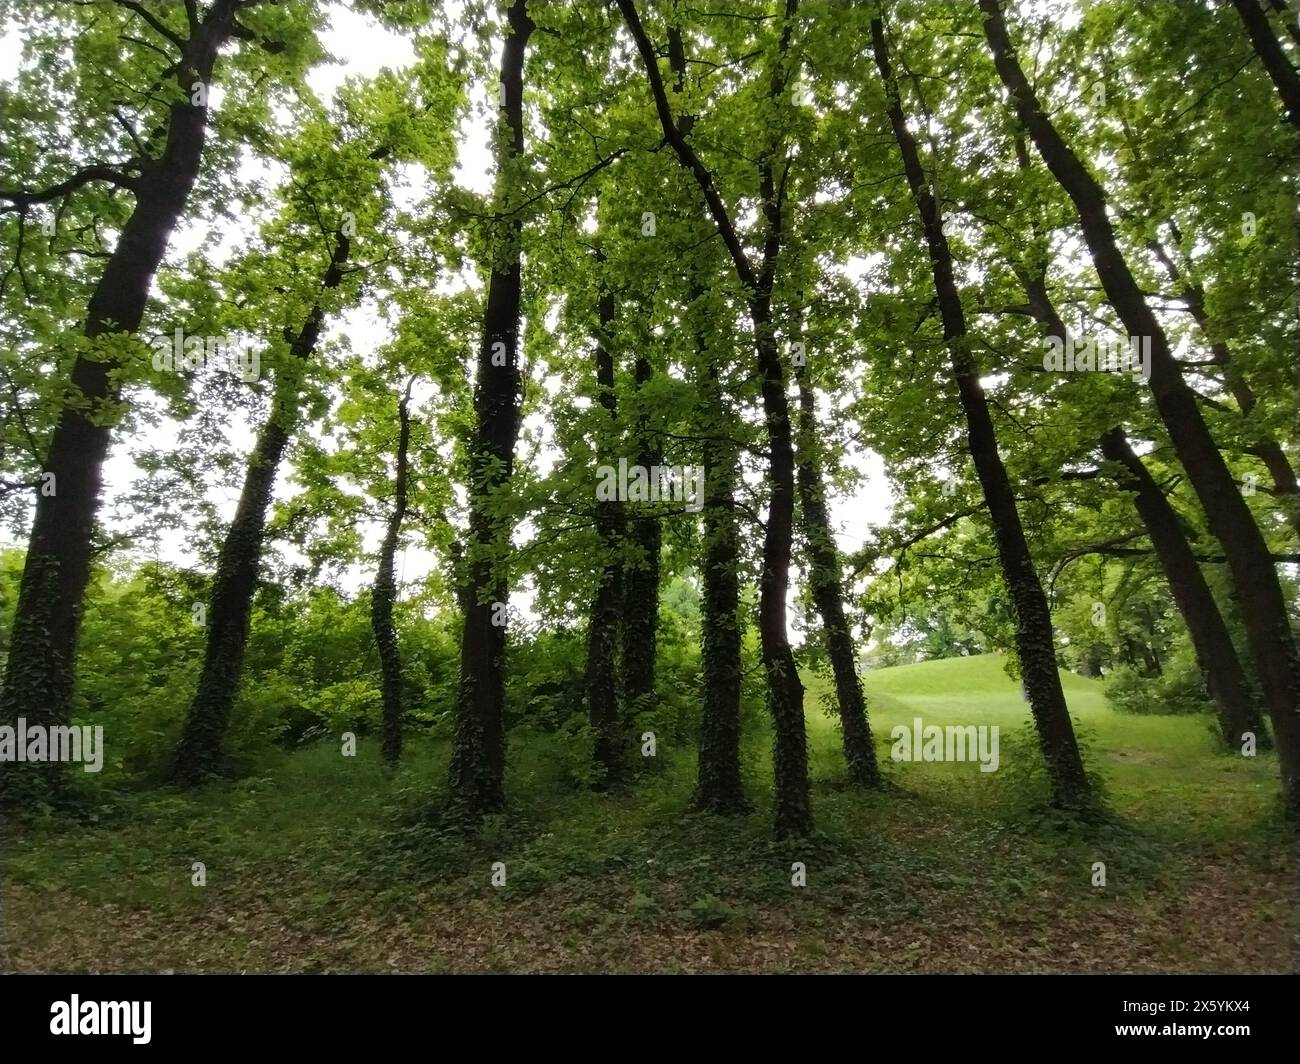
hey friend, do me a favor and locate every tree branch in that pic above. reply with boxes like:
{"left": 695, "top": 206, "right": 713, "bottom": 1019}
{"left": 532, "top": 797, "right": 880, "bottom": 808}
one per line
{"left": 0, "top": 165, "right": 137, "bottom": 213}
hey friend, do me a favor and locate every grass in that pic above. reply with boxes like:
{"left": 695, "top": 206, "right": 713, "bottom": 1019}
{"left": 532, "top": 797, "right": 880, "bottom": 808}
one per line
{"left": 2, "top": 653, "right": 1295, "bottom": 972}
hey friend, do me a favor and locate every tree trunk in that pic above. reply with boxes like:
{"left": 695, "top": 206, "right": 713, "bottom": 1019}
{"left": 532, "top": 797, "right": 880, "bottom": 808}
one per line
{"left": 1147, "top": 235, "right": 1300, "bottom": 543}
{"left": 795, "top": 371, "right": 879, "bottom": 786}
{"left": 1014, "top": 267, "right": 1267, "bottom": 748}
{"left": 447, "top": 0, "right": 533, "bottom": 819}
{"left": 586, "top": 263, "right": 626, "bottom": 786}
{"left": 618, "top": 0, "right": 811, "bottom": 835}
{"left": 872, "top": 14, "right": 1091, "bottom": 806}
{"left": 374, "top": 381, "right": 414, "bottom": 765}
{"left": 1100, "top": 429, "right": 1266, "bottom": 745}
{"left": 665, "top": 26, "right": 747, "bottom": 815}
{"left": 1230, "top": 0, "right": 1300, "bottom": 131}
{"left": 0, "top": 4, "right": 240, "bottom": 801}
{"left": 982, "top": 0, "right": 1300, "bottom": 811}
{"left": 693, "top": 400, "right": 748, "bottom": 813}
{"left": 620, "top": 348, "right": 661, "bottom": 723}
{"left": 172, "top": 235, "right": 350, "bottom": 785}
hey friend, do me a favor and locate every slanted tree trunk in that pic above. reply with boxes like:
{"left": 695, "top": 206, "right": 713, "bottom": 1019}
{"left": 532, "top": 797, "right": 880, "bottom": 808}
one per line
{"left": 172, "top": 234, "right": 350, "bottom": 785}
{"left": 447, "top": 0, "right": 534, "bottom": 819}
{"left": 1230, "top": 0, "right": 1300, "bottom": 130}
{"left": 586, "top": 262, "right": 626, "bottom": 786}
{"left": 1147, "top": 233, "right": 1300, "bottom": 542}
{"left": 794, "top": 368, "right": 879, "bottom": 786}
{"left": 872, "top": 14, "right": 1090, "bottom": 806}
{"left": 374, "top": 379, "right": 415, "bottom": 765}
{"left": 982, "top": 0, "right": 1300, "bottom": 812}
{"left": 665, "top": 25, "right": 747, "bottom": 815}
{"left": 1012, "top": 263, "right": 1268, "bottom": 750}
{"left": 0, "top": 2, "right": 243, "bottom": 801}
{"left": 619, "top": 0, "right": 812, "bottom": 835}
{"left": 1099, "top": 428, "right": 1266, "bottom": 747}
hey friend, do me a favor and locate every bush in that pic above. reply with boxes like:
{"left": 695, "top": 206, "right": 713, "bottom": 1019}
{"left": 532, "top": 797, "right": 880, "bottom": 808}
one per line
{"left": 1103, "top": 648, "right": 1215, "bottom": 717}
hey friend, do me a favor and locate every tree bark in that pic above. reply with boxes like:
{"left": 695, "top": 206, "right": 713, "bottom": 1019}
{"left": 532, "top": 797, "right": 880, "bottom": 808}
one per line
{"left": 1013, "top": 267, "right": 1267, "bottom": 750}
{"left": 1100, "top": 428, "right": 1266, "bottom": 747}
{"left": 172, "top": 233, "right": 350, "bottom": 785}
{"left": 447, "top": 0, "right": 534, "bottom": 819}
{"left": 982, "top": 0, "right": 1300, "bottom": 811}
{"left": 586, "top": 261, "right": 626, "bottom": 786}
{"left": 1148, "top": 235, "right": 1300, "bottom": 542}
{"left": 618, "top": 0, "right": 811, "bottom": 835}
{"left": 620, "top": 348, "right": 662, "bottom": 723}
{"left": 0, "top": 2, "right": 242, "bottom": 801}
{"left": 693, "top": 381, "right": 749, "bottom": 813}
{"left": 872, "top": 14, "right": 1090, "bottom": 806}
{"left": 665, "top": 25, "right": 747, "bottom": 815}
{"left": 1230, "top": 0, "right": 1300, "bottom": 131}
{"left": 374, "top": 380, "right": 414, "bottom": 765}
{"left": 795, "top": 369, "right": 879, "bottom": 786}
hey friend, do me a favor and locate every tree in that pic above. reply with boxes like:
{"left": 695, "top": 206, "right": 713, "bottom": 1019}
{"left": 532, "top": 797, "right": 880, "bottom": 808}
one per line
{"left": 171, "top": 229, "right": 350, "bottom": 785}
{"left": 871, "top": 11, "right": 1090, "bottom": 806}
{"left": 447, "top": 0, "right": 535, "bottom": 819}
{"left": 1099, "top": 427, "right": 1266, "bottom": 747}
{"left": 664, "top": 23, "right": 747, "bottom": 814}
{"left": 794, "top": 357, "right": 879, "bottom": 786}
{"left": 374, "top": 377, "right": 416, "bottom": 765}
{"left": 981, "top": 0, "right": 1300, "bottom": 811}
{"left": 617, "top": 0, "right": 812, "bottom": 835}
{"left": 986, "top": 128, "right": 1267, "bottom": 753}
{"left": 0, "top": 0, "right": 311, "bottom": 800}
{"left": 585, "top": 248, "right": 625, "bottom": 786}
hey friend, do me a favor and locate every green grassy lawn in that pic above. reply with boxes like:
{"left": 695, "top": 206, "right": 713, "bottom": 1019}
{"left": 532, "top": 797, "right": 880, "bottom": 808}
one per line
{"left": 2, "top": 654, "right": 1294, "bottom": 972}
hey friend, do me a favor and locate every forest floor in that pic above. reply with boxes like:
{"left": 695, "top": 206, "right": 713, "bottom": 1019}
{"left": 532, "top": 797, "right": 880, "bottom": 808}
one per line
{"left": 3, "top": 654, "right": 1296, "bottom": 973}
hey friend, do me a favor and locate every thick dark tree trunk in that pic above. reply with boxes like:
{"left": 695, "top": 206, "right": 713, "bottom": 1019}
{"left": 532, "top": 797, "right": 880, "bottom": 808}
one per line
{"left": 447, "top": 0, "right": 533, "bottom": 819}
{"left": 665, "top": 26, "right": 747, "bottom": 814}
{"left": 872, "top": 14, "right": 1091, "bottom": 806}
{"left": 373, "top": 381, "right": 414, "bottom": 765}
{"left": 618, "top": 0, "right": 811, "bottom": 835}
{"left": 620, "top": 348, "right": 662, "bottom": 723}
{"left": 751, "top": 316, "right": 811, "bottom": 837}
{"left": 1148, "top": 235, "right": 1300, "bottom": 542}
{"left": 1015, "top": 270, "right": 1267, "bottom": 750}
{"left": 0, "top": 4, "right": 240, "bottom": 801}
{"left": 1230, "top": 0, "right": 1300, "bottom": 130}
{"left": 795, "top": 371, "right": 879, "bottom": 786}
{"left": 586, "top": 266, "right": 626, "bottom": 786}
{"left": 1101, "top": 428, "right": 1267, "bottom": 746}
{"left": 172, "top": 235, "right": 350, "bottom": 785}
{"left": 693, "top": 402, "right": 748, "bottom": 813}
{"left": 982, "top": 0, "right": 1300, "bottom": 811}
